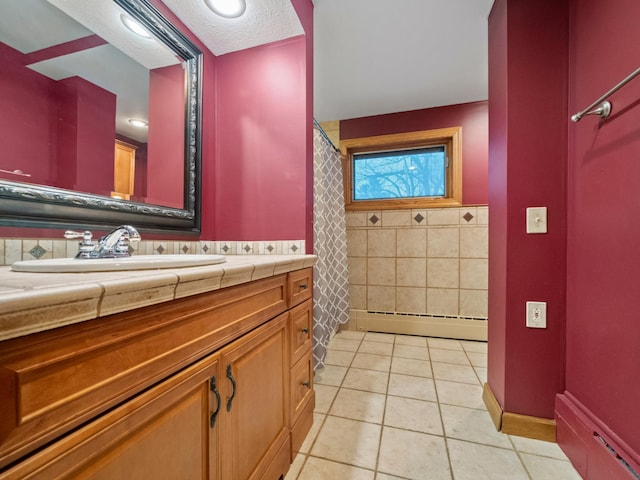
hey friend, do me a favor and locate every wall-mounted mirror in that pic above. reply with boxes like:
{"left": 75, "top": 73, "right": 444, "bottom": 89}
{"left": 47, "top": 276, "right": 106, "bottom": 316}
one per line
{"left": 0, "top": 0, "right": 202, "bottom": 233}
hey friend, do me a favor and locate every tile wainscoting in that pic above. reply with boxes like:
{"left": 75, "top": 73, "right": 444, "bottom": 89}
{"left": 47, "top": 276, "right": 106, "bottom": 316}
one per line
{"left": 345, "top": 206, "right": 488, "bottom": 340}
{"left": 0, "top": 239, "right": 306, "bottom": 266}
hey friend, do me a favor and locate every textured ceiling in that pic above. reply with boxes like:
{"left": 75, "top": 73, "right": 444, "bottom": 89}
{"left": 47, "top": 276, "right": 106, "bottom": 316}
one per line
{"left": 313, "top": 0, "right": 495, "bottom": 122}
{"left": 161, "top": 0, "right": 303, "bottom": 56}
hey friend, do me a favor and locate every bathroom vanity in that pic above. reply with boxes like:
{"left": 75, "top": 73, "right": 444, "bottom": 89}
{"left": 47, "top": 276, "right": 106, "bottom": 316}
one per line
{"left": 0, "top": 255, "right": 315, "bottom": 479}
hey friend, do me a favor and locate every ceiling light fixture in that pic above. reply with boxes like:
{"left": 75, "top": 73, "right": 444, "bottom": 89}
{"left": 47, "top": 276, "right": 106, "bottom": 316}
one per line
{"left": 204, "top": 0, "right": 247, "bottom": 18}
{"left": 120, "top": 13, "right": 153, "bottom": 38}
{"left": 128, "top": 118, "right": 149, "bottom": 128}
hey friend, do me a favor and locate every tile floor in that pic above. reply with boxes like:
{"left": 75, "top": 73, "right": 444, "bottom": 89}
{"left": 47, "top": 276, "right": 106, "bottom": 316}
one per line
{"left": 285, "top": 330, "right": 582, "bottom": 480}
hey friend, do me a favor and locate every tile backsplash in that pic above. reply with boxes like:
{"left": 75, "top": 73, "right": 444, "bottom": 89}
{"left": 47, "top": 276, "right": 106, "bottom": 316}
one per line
{"left": 0, "top": 239, "right": 306, "bottom": 266}
{"left": 346, "top": 206, "right": 488, "bottom": 320}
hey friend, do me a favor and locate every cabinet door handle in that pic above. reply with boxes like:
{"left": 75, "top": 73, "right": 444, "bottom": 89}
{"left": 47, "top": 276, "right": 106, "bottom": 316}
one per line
{"left": 302, "top": 381, "right": 310, "bottom": 388}
{"left": 298, "top": 282, "right": 308, "bottom": 290}
{"left": 300, "top": 328, "right": 309, "bottom": 334}
{"left": 226, "top": 364, "right": 236, "bottom": 412}
{"left": 209, "top": 375, "right": 221, "bottom": 428}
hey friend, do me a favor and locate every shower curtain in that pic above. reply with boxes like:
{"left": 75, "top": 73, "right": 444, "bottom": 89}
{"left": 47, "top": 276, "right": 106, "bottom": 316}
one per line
{"left": 312, "top": 122, "right": 350, "bottom": 369}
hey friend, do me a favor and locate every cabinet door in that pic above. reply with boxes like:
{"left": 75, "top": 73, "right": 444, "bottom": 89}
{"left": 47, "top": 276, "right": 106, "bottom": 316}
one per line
{"left": 0, "top": 354, "right": 221, "bottom": 480}
{"left": 220, "top": 313, "right": 290, "bottom": 480}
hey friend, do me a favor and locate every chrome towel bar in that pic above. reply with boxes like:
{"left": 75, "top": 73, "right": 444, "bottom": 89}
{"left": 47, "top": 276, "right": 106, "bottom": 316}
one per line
{"left": 571, "top": 66, "right": 640, "bottom": 122}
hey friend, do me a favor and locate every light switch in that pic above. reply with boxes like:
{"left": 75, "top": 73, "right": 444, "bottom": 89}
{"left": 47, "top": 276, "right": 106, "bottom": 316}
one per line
{"left": 526, "top": 207, "right": 547, "bottom": 234}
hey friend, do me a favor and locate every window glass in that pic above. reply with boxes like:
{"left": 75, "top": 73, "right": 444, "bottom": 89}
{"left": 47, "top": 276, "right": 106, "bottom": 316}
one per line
{"left": 353, "top": 146, "right": 446, "bottom": 201}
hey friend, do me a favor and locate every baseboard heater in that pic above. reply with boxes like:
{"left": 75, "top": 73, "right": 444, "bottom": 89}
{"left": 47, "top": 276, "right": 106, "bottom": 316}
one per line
{"left": 366, "top": 311, "right": 488, "bottom": 322}
{"left": 595, "top": 432, "right": 640, "bottom": 480}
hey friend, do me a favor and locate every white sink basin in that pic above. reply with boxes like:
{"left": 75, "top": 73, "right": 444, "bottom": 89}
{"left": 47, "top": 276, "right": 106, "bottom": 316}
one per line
{"left": 11, "top": 255, "right": 227, "bottom": 273}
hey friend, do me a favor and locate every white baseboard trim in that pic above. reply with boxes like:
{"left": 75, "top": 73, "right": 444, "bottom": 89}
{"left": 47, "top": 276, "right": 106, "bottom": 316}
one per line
{"left": 346, "top": 310, "right": 487, "bottom": 341}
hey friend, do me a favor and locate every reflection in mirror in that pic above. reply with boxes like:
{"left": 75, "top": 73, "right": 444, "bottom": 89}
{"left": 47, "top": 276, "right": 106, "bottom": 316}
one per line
{"left": 0, "top": 0, "right": 202, "bottom": 233}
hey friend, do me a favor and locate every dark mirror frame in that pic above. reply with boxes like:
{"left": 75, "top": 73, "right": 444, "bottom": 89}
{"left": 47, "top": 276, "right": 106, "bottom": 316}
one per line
{"left": 0, "top": 0, "right": 203, "bottom": 234}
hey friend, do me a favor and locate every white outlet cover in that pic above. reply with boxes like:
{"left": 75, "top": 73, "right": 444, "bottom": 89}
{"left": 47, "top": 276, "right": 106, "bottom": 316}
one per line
{"left": 526, "top": 301, "right": 547, "bottom": 328}
{"left": 526, "top": 207, "right": 547, "bottom": 234}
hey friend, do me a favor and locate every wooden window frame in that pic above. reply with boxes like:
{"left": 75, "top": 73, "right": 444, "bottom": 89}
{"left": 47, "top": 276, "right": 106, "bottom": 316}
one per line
{"left": 340, "top": 126, "right": 462, "bottom": 211}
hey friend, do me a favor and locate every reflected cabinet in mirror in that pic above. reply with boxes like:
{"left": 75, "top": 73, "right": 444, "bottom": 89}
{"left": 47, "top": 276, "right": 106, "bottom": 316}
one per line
{"left": 0, "top": 0, "right": 202, "bottom": 233}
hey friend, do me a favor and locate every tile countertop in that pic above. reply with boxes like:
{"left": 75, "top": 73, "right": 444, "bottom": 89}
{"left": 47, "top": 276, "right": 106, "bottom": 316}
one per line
{"left": 0, "top": 254, "right": 316, "bottom": 342}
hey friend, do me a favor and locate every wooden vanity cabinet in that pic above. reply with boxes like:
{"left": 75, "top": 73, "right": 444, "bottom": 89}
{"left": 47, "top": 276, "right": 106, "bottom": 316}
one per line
{"left": 0, "top": 268, "right": 315, "bottom": 480}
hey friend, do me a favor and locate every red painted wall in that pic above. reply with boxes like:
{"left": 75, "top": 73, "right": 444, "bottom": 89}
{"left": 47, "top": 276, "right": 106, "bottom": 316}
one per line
{"left": 0, "top": 42, "right": 57, "bottom": 185}
{"left": 562, "top": 0, "right": 640, "bottom": 469}
{"left": 55, "top": 76, "right": 116, "bottom": 196}
{"left": 487, "top": 0, "right": 568, "bottom": 419}
{"left": 213, "top": 36, "right": 309, "bottom": 242}
{"left": 340, "top": 101, "right": 489, "bottom": 205}
{"left": 145, "top": 64, "right": 185, "bottom": 208}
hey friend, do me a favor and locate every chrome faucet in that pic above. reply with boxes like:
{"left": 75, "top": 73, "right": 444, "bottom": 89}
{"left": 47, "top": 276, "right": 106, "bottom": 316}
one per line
{"left": 65, "top": 225, "right": 141, "bottom": 259}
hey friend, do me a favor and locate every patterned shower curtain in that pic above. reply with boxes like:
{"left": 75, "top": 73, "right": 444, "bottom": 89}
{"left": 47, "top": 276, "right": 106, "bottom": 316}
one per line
{"left": 312, "top": 123, "right": 350, "bottom": 369}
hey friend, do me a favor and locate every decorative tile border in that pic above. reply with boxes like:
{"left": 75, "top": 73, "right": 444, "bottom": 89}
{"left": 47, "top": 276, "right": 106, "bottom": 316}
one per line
{"left": 0, "top": 239, "right": 306, "bottom": 266}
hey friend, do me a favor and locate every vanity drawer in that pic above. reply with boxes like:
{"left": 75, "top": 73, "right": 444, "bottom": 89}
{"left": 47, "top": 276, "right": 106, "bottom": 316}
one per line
{"left": 290, "top": 350, "right": 313, "bottom": 425}
{"left": 289, "top": 299, "right": 313, "bottom": 366}
{"left": 287, "top": 268, "right": 312, "bottom": 308}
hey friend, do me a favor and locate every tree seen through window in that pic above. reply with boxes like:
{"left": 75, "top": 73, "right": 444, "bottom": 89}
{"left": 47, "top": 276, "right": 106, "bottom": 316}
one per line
{"left": 353, "top": 146, "right": 446, "bottom": 201}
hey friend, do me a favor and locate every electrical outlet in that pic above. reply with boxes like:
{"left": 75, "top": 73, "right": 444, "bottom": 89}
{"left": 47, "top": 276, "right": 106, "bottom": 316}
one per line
{"left": 526, "top": 301, "right": 547, "bottom": 328}
{"left": 526, "top": 207, "right": 547, "bottom": 234}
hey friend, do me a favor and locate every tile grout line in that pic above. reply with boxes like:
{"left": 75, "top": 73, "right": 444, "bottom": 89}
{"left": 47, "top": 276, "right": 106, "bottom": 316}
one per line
{"left": 427, "top": 338, "right": 457, "bottom": 480}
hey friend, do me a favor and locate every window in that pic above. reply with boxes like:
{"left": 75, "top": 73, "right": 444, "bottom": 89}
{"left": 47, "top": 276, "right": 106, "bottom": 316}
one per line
{"left": 340, "top": 127, "right": 462, "bottom": 210}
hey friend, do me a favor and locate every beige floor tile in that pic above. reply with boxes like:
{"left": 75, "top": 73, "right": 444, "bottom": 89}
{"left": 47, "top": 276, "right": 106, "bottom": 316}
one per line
{"left": 390, "top": 357, "right": 432, "bottom": 378}
{"left": 447, "top": 439, "right": 529, "bottom": 480}
{"left": 285, "top": 453, "right": 306, "bottom": 480}
{"left": 519, "top": 453, "right": 582, "bottom": 480}
{"left": 298, "top": 456, "right": 375, "bottom": 480}
{"left": 387, "top": 373, "right": 437, "bottom": 402}
{"left": 428, "top": 337, "right": 463, "bottom": 350}
{"left": 325, "top": 349, "right": 356, "bottom": 367}
{"left": 359, "top": 341, "right": 394, "bottom": 356}
{"left": 311, "top": 416, "right": 381, "bottom": 470}
{"left": 314, "top": 384, "right": 339, "bottom": 413}
{"left": 375, "top": 474, "right": 405, "bottom": 480}
{"left": 392, "top": 344, "right": 429, "bottom": 360}
{"left": 440, "top": 404, "right": 511, "bottom": 448}
{"left": 330, "top": 338, "right": 362, "bottom": 352}
{"left": 314, "top": 365, "right": 348, "bottom": 387}
{"left": 461, "top": 340, "right": 488, "bottom": 353}
{"left": 335, "top": 330, "right": 366, "bottom": 341}
{"left": 509, "top": 435, "right": 572, "bottom": 460}
{"left": 429, "top": 348, "right": 471, "bottom": 365}
{"left": 383, "top": 396, "right": 443, "bottom": 435}
{"left": 342, "top": 368, "right": 389, "bottom": 394}
{"left": 435, "top": 379, "right": 485, "bottom": 410}
{"left": 299, "top": 413, "right": 326, "bottom": 454}
{"left": 474, "top": 367, "right": 488, "bottom": 384}
{"left": 351, "top": 352, "right": 392, "bottom": 372}
{"left": 466, "top": 351, "right": 488, "bottom": 368}
{"left": 377, "top": 427, "right": 451, "bottom": 480}
{"left": 432, "top": 362, "right": 479, "bottom": 384}
{"left": 394, "top": 335, "right": 427, "bottom": 347}
{"left": 364, "top": 332, "right": 395, "bottom": 343}
{"left": 330, "top": 388, "right": 386, "bottom": 424}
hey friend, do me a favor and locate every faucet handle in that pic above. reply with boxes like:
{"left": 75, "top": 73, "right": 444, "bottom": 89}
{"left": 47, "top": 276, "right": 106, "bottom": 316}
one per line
{"left": 64, "top": 230, "right": 95, "bottom": 258}
{"left": 64, "top": 230, "right": 93, "bottom": 242}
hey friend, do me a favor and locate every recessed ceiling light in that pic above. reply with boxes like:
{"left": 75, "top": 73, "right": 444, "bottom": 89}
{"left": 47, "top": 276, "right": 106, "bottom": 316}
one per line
{"left": 204, "top": 0, "right": 247, "bottom": 18}
{"left": 128, "top": 118, "right": 149, "bottom": 128}
{"left": 120, "top": 14, "right": 153, "bottom": 38}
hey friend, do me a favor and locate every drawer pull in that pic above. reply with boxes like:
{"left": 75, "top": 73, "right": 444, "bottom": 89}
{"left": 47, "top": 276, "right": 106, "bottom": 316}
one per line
{"left": 302, "top": 381, "right": 310, "bottom": 388}
{"left": 226, "top": 365, "right": 236, "bottom": 412}
{"left": 209, "top": 375, "right": 221, "bottom": 428}
{"left": 298, "top": 283, "right": 308, "bottom": 290}
{"left": 300, "top": 328, "right": 309, "bottom": 334}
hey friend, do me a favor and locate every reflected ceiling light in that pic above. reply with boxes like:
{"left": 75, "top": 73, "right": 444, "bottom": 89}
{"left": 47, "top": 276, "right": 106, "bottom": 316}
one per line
{"left": 128, "top": 118, "right": 149, "bottom": 128}
{"left": 120, "top": 14, "right": 153, "bottom": 38}
{"left": 204, "top": 0, "right": 247, "bottom": 18}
